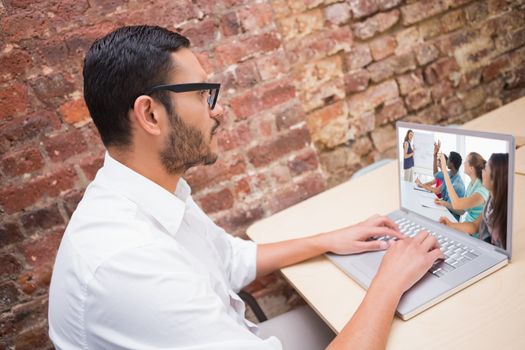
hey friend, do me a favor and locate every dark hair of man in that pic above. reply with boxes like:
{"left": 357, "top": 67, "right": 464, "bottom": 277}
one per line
{"left": 467, "top": 152, "right": 486, "bottom": 181}
{"left": 404, "top": 129, "right": 413, "bottom": 143}
{"left": 488, "top": 153, "right": 508, "bottom": 247}
{"left": 448, "top": 151, "right": 462, "bottom": 171}
{"left": 83, "top": 25, "right": 190, "bottom": 148}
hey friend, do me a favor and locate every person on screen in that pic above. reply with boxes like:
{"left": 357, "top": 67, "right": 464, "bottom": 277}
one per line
{"left": 415, "top": 140, "right": 446, "bottom": 199}
{"left": 403, "top": 129, "right": 416, "bottom": 182}
{"left": 436, "top": 152, "right": 489, "bottom": 223}
{"left": 417, "top": 138, "right": 465, "bottom": 207}
{"left": 439, "top": 153, "right": 508, "bottom": 249}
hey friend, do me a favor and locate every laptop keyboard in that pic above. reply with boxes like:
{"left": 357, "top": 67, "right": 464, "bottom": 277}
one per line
{"left": 379, "top": 218, "right": 480, "bottom": 278}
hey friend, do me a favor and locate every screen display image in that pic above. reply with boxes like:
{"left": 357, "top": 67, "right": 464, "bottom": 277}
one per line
{"left": 398, "top": 126, "right": 511, "bottom": 251}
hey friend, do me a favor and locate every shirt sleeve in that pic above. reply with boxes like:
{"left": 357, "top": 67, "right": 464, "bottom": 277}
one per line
{"left": 85, "top": 243, "right": 279, "bottom": 350}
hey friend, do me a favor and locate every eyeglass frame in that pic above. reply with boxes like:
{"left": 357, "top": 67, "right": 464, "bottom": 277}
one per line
{"left": 144, "top": 83, "right": 221, "bottom": 110}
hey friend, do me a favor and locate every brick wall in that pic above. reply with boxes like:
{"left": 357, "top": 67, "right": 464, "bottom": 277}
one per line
{"left": 1, "top": 0, "right": 524, "bottom": 348}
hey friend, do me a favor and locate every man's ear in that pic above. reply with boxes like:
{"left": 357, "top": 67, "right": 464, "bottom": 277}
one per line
{"left": 132, "top": 96, "right": 162, "bottom": 136}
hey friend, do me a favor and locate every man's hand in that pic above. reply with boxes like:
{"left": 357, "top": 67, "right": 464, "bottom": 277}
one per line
{"left": 434, "top": 198, "right": 447, "bottom": 207}
{"left": 375, "top": 231, "right": 444, "bottom": 294}
{"left": 433, "top": 140, "right": 441, "bottom": 155}
{"left": 322, "top": 215, "right": 403, "bottom": 255}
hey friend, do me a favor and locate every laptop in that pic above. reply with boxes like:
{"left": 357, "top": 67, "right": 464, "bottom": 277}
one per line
{"left": 327, "top": 121, "right": 515, "bottom": 320}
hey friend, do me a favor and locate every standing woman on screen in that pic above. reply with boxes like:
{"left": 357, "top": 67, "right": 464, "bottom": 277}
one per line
{"left": 439, "top": 153, "right": 508, "bottom": 248}
{"left": 403, "top": 129, "right": 416, "bottom": 182}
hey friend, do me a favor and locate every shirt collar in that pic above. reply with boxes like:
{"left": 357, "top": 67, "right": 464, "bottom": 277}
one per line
{"left": 98, "top": 152, "right": 191, "bottom": 234}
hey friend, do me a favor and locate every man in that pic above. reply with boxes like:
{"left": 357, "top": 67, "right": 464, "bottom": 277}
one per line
{"left": 416, "top": 141, "right": 465, "bottom": 206}
{"left": 48, "top": 26, "right": 443, "bottom": 350}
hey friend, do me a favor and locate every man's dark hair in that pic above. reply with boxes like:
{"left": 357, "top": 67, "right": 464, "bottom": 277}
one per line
{"left": 83, "top": 25, "right": 190, "bottom": 148}
{"left": 448, "top": 151, "right": 462, "bottom": 171}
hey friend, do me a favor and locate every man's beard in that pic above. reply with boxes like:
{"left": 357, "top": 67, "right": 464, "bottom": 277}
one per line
{"left": 160, "top": 109, "right": 219, "bottom": 175}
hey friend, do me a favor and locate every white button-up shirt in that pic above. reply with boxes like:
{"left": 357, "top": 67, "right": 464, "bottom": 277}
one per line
{"left": 48, "top": 153, "right": 281, "bottom": 350}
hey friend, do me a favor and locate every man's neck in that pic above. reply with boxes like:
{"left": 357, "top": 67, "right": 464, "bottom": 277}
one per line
{"left": 449, "top": 168, "right": 457, "bottom": 176}
{"left": 108, "top": 148, "right": 181, "bottom": 194}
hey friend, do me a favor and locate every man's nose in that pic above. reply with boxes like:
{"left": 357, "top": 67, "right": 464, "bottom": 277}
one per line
{"left": 210, "top": 103, "right": 224, "bottom": 123}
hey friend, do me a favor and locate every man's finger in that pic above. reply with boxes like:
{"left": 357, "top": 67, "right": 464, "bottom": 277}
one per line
{"left": 413, "top": 230, "right": 429, "bottom": 244}
{"left": 420, "top": 233, "right": 440, "bottom": 252}
{"left": 426, "top": 247, "right": 445, "bottom": 265}
{"left": 355, "top": 240, "right": 389, "bottom": 252}
{"left": 372, "top": 216, "right": 400, "bottom": 232}
{"left": 367, "top": 227, "right": 404, "bottom": 240}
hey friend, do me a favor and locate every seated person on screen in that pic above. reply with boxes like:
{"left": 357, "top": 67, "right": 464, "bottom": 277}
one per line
{"left": 435, "top": 152, "right": 489, "bottom": 223}
{"left": 439, "top": 154, "right": 508, "bottom": 249}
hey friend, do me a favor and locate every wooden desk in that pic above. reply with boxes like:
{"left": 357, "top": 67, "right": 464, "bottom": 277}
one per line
{"left": 247, "top": 161, "right": 525, "bottom": 349}
{"left": 517, "top": 147, "right": 525, "bottom": 176}
{"left": 461, "top": 96, "right": 525, "bottom": 147}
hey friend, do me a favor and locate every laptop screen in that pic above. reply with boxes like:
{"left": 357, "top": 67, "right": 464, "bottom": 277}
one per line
{"left": 396, "top": 122, "right": 514, "bottom": 256}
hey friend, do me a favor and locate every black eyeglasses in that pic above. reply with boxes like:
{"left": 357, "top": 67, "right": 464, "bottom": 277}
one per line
{"left": 145, "top": 83, "right": 221, "bottom": 110}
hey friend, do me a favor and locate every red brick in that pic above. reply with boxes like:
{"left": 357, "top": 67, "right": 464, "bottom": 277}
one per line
{"left": 14, "top": 324, "right": 51, "bottom": 350}
{"left": 441, "top": 9, "right": 465, "bottom": 33}
{"left": 345, "top": 69, "right": 370, "bottom": 93}
{"left": 370, "top": 35, "right": 397, "bottom": 61}
{"left": 0, "top": 166, "right": 78, "bottom": 214}
{"left": 371, "top": 124, "right": 396, "bottom": 153}
{"left": 405, "top": 88, "right": 432, "bottom": 111}
{"left": 431, "top": 80, "right": 454, "bottom": 102}
{"left": 232, "top": 61, "right": 260, "bottom": 89}
{"left": 1, "top": 146, "right": 44, "bottom": 177}
{"left": 441, "top": 96, "right": 464, "bottom": 118}
{"left": 348, "top": 79, "right": 399, "bottom": 117}
{"left": 64, "top": 22, "right": 117, "bottom": 56}
{"left": 220, "top": 11, "right": 241, "bottom": 37}
{"left": 347, "top": 44, "right": 373, "bottom": 70}
{"left": 0, "top": 281, "right": 21, "bottom": 312}
{"left": 464, "top": 1, "right": 489, "bottom": 23}
{"left": 256, "top": 51, "right": 290, "bottom": 81}
{"left": 63, "top": 189, "right": 84, "bottom": 217}
{"left": 0, "top": 296, "right": 48, "bottom": 339}
{"left": 324, "top": 2, "right": 351, "bottom": 25}
{"left": 275, "top": 103, "right": 306, "bottom": 131}
{"left": 248, "top": 127, "right": 311, "bottom": 167}
{"left": 367, "top": 53, "right": 416, "bottom": 83}
{"left": 34, "top": 36, "right": 69, "bottom": 67}
{"left": 79, "top": 154, "right": 104, "bottom": 181}
{"left": 0, "top": 112, "right": 60, "bottom": 152}
{"left": 0, "top": 48, "right": 32, "bottom": 83}
{"left": 44, "top": 130, "right": 88, "bottom": 162}
{"left": 0, "top": 9, "right": 49, "bottom": 42}
{"left": 395, "top": 27, "right": 422, "bottom": 55}
{"left": 20, "top": 203, "right": 64, "bottom": 233}
{"left": 0, "top": 222, "right": 24, "bottom": 247}
{"left": 122, "top": 0, "right": 197, "bottom": 28}
{"left": 279, "top": 9, "right": 323, "bottom": 41}
{"left": 287, "top": 27, "right": 352, "bottom": 66}
{"left": 238, "top": 3, "right": 274, "bottom": 32}
{"left": 198, "top": 188, "right": 234, "bottom": 214}
{"left": 234, "top": 178, "right": 251, "bottom": 199}
{"left": 482, "top": 55, "right": 511, "bottom": 82}
{"left": 185, "top": 154, "right": 246, "bottom": 193}
{"left": 352, "top": 9, "right": 400, "bottom": 40}
{"left": 269, "top": 172, "right": 325, "bottom": 213}
{"left": 424, "top": 57, "right": 460, "bottom": 85}
{"left": 30, "top": 74, "right": 75, "bottom": 105}
{"left": 396, "top": 70, "right": 424, "bottom": 95}
{"left": 376, "top": 98, "right": 407, "bottom": 125}
{"left": 217, "top": 122, "right": 251, "bottom": 152}
{"left": 348, "top": 0, "right": 379, "bottom": 19}
{"left": 20, "top": 228, "right": 64, "bottom": 267}
{"left": 215, "top": 32, "right": 281, "bottom": 67}
{"left": 400, "top": 0, "right": 448, "bottom": 25}
{"left": 181, "top": 17, "right": 219, "bottom": 48}
{"left": 306, "top": 101, "right": 346, "bottom": 134}
{"left": 415, "top": 43, "right": 439, "bottom": 66}
{"left": 250, "top": 115, "right": 274, "bottom": 138}
{"left": 230, "top": 79, "right": 295, "bottom": 119}
{"left": 0, "top": 254, "right": 22, "bottom": 280}
{"left": 288, "top": 149, "right": 319, "bottom": 176}
{"left": 0, "top": 83, "right": 29, "bottom": 120}
{"left": 17, "top": 263, "right": 53, "bottom": 295}
{"left": 214, "top": 204, "right": 265, "bottom": 236}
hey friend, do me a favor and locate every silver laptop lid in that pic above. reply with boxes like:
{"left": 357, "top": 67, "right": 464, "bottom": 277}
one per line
{"left": 395, "top": 121, "right": 515, "bottom": 259}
